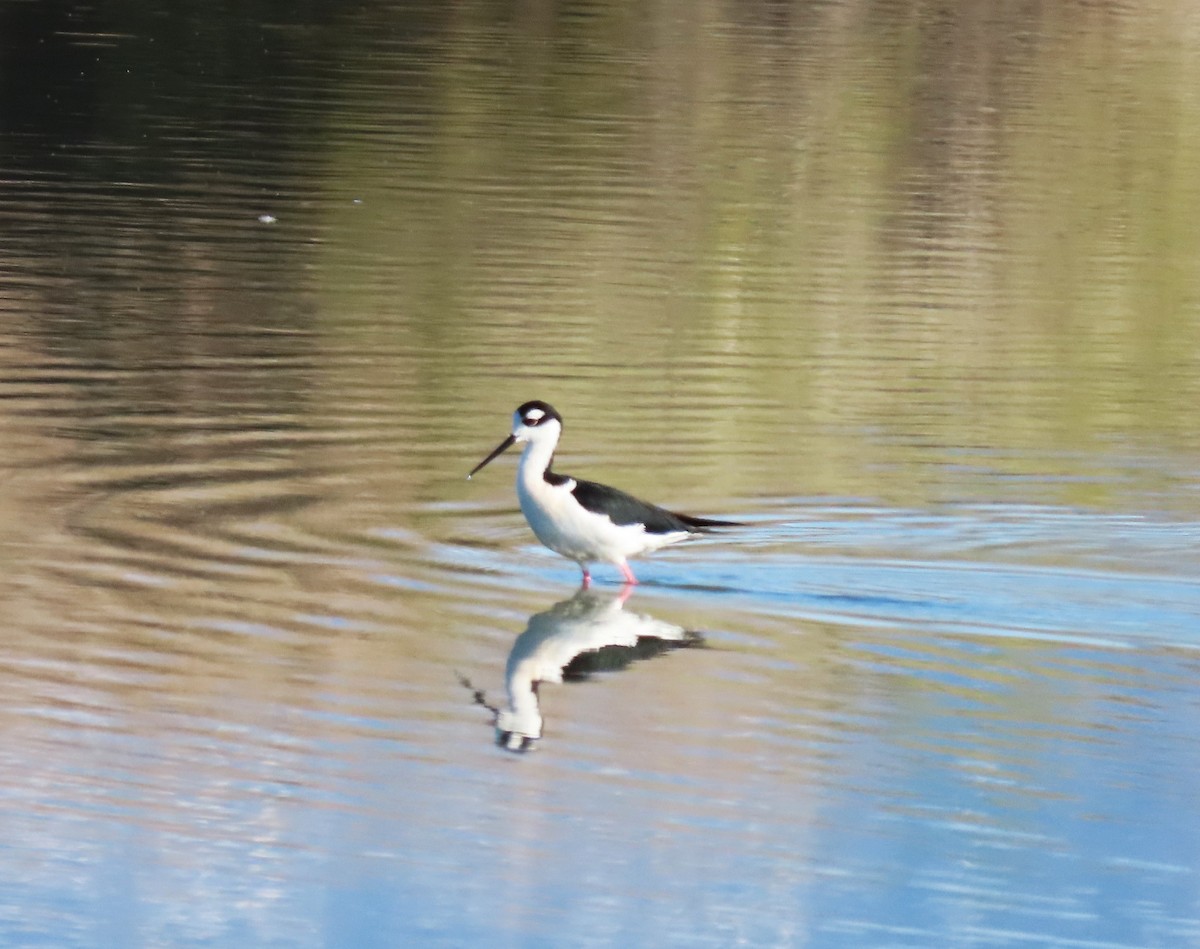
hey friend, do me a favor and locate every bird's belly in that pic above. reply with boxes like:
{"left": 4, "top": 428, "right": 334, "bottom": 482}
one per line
{"left": 518, "top": 482, "right": 684, "bottom": 564}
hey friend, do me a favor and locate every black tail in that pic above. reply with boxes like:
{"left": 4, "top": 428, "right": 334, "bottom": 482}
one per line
{"left": 673, "top": 512, "right": 743, "bottom": 532}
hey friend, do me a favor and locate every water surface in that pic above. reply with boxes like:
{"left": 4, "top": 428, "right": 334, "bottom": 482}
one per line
{"left": 1, "top": 1, "right": 1199, "bottom": 946}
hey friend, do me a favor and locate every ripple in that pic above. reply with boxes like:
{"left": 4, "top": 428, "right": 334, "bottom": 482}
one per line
{"left": 424, "top": 500, "right": 1200, "bottom": 650}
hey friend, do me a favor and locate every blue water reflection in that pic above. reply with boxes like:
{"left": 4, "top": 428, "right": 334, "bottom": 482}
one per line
{"left": 3, "top": 574, "right": 1198, "bottom": 947}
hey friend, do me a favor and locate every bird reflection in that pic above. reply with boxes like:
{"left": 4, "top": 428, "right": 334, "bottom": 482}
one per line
{"left": 462, "top": 587, "right": 702, "bottom": 752}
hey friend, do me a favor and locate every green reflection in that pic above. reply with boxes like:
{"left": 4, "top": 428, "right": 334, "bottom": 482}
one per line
{"left": 307, "top": 0, "right": 1200, "bottom": 510}
{"left": 1, "top": 0, "right": 1197, "bottom": 511}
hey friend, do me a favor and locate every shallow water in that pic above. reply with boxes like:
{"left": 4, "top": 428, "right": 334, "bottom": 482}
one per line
{"left": 2, "top": 1, "right": 1200, "bottom": 946}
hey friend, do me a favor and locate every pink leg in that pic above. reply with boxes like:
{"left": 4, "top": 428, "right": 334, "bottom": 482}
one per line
{"left": 618, "top": 561, "right": 638, "bottom": 585}
{"left": 580, "top": 566, "right": 592, "bottom": 589}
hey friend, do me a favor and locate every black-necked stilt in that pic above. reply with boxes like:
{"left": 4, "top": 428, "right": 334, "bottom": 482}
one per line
{"left": 468, "top": 400, "right": 740, "bottom": 586}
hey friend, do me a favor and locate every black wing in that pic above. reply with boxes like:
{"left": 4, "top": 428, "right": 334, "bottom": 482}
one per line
{"left": 569, "top": 478, "right": 740, "bottom": 535}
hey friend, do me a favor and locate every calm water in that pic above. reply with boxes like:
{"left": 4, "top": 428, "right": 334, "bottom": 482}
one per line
{"left": 2, "top": 1, "right": 1200, "bottom": 946}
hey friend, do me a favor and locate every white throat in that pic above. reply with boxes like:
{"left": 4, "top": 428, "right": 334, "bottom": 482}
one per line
{"left": 516, "top": 423, "right": 561, "bottom": 486}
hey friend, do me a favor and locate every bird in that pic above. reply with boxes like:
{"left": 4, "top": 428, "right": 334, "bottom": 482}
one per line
{"left": 468, "top": 400, "right": 739, "bottom": 586}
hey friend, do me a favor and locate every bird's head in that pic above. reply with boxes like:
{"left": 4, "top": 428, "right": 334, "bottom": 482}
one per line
{"left": 467, "top": 400, "right": 563, "bottom": 478}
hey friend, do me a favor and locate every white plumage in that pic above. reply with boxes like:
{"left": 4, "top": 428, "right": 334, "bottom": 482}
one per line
{"left": 469, "top": 400, "right": 739, "bottom": 586}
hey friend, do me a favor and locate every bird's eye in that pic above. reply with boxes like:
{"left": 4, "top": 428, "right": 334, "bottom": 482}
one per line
{"left": 523, "top": 415, "right": 541, "bottom": 426}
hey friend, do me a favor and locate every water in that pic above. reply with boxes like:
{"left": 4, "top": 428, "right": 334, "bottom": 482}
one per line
{"left": 2, "top": 1, "right": 1199, "bottom": 946}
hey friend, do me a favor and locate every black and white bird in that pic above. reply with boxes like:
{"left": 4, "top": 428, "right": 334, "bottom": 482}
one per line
{"left": 468, "top": 400, "right": 739, "bottom": 586}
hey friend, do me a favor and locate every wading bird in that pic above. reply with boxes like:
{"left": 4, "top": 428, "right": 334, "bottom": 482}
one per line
{"left": 468, "top": 400, "right": 739, "bottom": 586}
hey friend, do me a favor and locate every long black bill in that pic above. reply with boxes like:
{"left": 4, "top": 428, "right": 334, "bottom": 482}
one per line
{"left": 467, "top": 434, "right": 516, "bottom": 480}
